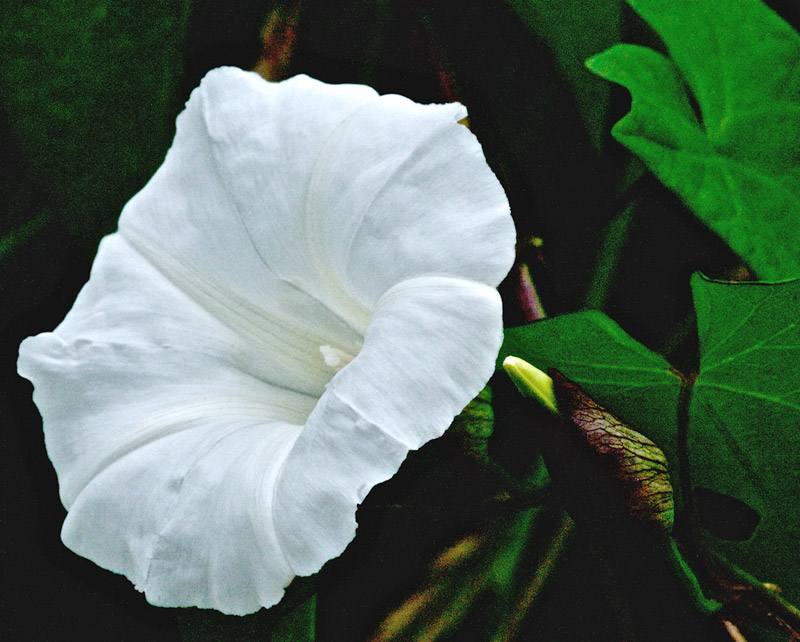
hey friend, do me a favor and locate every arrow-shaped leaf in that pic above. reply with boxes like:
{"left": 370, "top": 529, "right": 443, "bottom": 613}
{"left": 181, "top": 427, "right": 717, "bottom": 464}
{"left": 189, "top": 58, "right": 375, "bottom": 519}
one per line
{"left": 688, "top": 274, "right": 800, "bottom": 601}
{"left": 500, "top": 276, "right": 800, "bottom": 601}
{"left": 586, "top": 0, "right": 800, "bottom": 280}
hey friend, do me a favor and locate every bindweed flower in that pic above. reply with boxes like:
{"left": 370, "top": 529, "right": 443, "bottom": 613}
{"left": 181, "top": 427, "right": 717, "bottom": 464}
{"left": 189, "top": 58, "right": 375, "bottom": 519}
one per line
{"left": 17, "top": 67, "right": 515, "bottom": 615}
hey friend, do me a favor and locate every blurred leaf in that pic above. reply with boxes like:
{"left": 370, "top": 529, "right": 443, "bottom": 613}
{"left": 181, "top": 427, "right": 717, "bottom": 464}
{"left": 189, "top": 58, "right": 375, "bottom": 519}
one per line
{"left": 371, "top": 506, "right": 571, "bottom": 642}
{"left": 586, "top": 0, "right": 800, "bottom": 280}
{"left": 499, "top": 276, "right": 800, "bottom": 601}
{"left": 688, "top": 274, "right": 800, "bottom": 602}
{"left": 371, "top": 532, "right": 491, "bottom": 642}
{"left": 448, "top": 385, "right": 494, "bottom": 462}
{"left": 1, "top": 0, "right": 191, "bottom": 253}
{"left": 503, "top": 0, "right": 622, "bottom": 150}
{"left": 0, "top": 213, "right": 51, "bottom": 263}
{"left": 270, "top": 595, "right": 315, "bottom": 642}
{"left": 486, "top": 514, "right": 574, "bottom": 642}
{"left": 253, "top": 1, "right": 303, "bottom": 82}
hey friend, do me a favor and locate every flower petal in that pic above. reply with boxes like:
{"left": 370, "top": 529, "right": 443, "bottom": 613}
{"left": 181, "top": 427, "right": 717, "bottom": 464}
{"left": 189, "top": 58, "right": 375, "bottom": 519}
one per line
{"left": 309, "top": 96, "right": 516, "bottom": 308}
{"left": 17, "top": 233, "right": 318, "bottom": 501}
{"left": 199, "top": 67, "right": 514, "bottom": 314}
{"left": 17, "top": 235, "right": 315, "bottom": 613}
{"left": 190, "top": 68, "right": 380, "bottom": 332}
{"left": 62, "top": 419, "right": 301, "bottom": 615}
{"left": 119, "top": 68, "right": 373, "bottom": 338}
{"left": 274, "top": 276, "right": 504, "bottom": 575}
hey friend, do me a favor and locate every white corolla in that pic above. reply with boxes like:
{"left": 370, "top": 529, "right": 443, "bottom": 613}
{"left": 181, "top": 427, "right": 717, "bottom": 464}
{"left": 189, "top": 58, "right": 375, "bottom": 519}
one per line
{"left": 18, "top": 67, "right": 515, "bottom": 615}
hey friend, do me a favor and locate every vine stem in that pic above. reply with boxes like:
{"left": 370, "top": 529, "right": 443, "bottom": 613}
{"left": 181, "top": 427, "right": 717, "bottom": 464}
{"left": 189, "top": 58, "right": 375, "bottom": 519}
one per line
{"left": 581, "top": 160, "right": 648, "bottom": 311}
{"left": 709, "top": 551, "right": 800, "bottom": 640}
{"left": 666, "top": 538, "right": 722, "bottom": 615}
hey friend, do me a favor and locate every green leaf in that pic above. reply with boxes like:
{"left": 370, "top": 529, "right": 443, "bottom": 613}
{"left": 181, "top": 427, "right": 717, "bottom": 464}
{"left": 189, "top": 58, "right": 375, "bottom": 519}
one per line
{"left": 688, "top": 274, "right": 800, "bottom": 601}
{"left": 500, "top": 276, "right": 800, "bottom": 601}
{"left": 1, "top": 0, "right": 190, "bottom": 252}
{"left": 586, "top": 0, "right": 800, "bottom": 280}
{"left": 0, "top": 213, "right": 51, "bottom": 263}
{"left": 499, "top": 311, "right": 684, "bottom": 481}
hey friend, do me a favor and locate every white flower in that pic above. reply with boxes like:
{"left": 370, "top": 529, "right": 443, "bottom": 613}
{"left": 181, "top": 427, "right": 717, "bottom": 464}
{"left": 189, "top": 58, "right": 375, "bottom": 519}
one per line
{"left": 17, "top": 67, "right": 515, "bottom": 615}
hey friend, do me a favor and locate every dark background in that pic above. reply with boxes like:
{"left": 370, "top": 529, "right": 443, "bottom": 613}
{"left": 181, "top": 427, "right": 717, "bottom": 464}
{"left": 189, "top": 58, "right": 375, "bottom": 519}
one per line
{"left": 2, "top": 1, "right": 798, "bottom": 640}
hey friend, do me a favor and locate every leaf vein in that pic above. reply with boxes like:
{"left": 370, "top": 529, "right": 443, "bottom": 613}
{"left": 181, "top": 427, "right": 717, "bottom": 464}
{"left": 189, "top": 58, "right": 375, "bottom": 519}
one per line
{"left": 702, "top": 321, "right": 797, "bottom": 373}
{"left": 696, "top": 381, "right": 800, "bottom": 412}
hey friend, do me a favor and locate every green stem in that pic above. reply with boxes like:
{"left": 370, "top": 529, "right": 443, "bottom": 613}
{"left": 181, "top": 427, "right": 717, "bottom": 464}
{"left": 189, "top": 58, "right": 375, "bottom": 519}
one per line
{"left": 582, "top": 158, "right": 650, "bottom": 310}
{"left": 582, "top": 201, "right": 636, "bottom": 310}
{"left": 708, "top": 550, "right": 800, "bottom": 637}
{"left": 666, "top": 539, "right": 722, "bottom": 615}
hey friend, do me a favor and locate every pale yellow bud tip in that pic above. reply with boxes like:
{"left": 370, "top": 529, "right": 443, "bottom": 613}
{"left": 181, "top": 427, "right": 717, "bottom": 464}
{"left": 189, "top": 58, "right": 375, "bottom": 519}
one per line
{"left": 502, "top": 356, "right": 558, "bottom": 415}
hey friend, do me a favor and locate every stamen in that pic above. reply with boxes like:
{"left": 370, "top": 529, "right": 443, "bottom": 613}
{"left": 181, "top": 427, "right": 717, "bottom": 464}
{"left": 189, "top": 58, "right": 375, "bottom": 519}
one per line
{"left": 320, "top": 345, "right": 355, "bottom": 373}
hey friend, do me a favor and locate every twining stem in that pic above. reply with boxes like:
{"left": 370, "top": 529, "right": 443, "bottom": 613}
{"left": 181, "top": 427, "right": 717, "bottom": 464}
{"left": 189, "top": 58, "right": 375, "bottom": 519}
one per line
{"left": 581, "top": 159, "right": 648, "bottom": 311}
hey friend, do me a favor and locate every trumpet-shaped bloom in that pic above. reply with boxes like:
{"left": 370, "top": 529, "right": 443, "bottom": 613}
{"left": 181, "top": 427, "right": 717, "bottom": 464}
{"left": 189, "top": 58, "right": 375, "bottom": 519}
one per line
{"left": 17, "top": 67, "right": 515, "bottom": 615}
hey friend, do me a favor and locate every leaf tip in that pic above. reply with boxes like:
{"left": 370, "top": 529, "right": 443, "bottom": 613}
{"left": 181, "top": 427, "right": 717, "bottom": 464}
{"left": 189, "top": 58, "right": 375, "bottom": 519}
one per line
{"left": 584, "top": 49, "right": 611, "bottom": 76}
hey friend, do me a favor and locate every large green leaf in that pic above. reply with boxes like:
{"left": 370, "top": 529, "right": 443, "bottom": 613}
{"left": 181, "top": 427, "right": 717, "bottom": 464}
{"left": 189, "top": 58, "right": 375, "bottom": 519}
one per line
{"left": 688, "top": 274, "right": 800, "bottom": 601}
{"left": 586, "top": 0, "right": 800, "bottom": 280}
{"left": 500, "top": 277, "right": 800, "bottom": 600}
